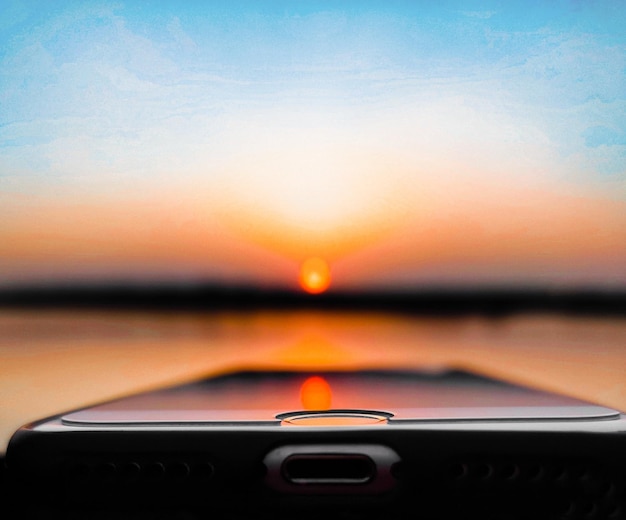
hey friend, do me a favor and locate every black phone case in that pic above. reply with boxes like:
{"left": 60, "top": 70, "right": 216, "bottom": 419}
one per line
{"left": 6, "top": 369, "right": 626, "bottom": 519}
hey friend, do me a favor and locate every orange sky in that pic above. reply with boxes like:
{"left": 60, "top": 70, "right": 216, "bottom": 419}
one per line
{"left": 1, "top": 175, "right": 624, "bottom": 290}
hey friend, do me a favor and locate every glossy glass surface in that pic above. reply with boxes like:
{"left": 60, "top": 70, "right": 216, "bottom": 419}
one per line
{"left": 61, "top": 369, "right": 619, "bottom": 425}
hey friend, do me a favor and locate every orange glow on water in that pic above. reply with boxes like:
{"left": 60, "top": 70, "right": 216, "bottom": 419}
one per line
{"left": 299, "top": 257, "right": 331, "bottom": 294}
{"left": 300, "top": 376, "right": 332, "bottom": 410}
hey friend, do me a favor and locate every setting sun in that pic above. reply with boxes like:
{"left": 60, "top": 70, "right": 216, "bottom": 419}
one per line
{"left": 300, "top": 376, "right": 332, "bottom": 410}
{"left": 299, "top": 257, "right": 332, "bottom": 294}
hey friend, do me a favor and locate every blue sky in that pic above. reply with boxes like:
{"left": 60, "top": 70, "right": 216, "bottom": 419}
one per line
{"left": 1, "top": 1, "right": 625, "bottom": 288}
{"left": 2, "top": 1, "right": 624, "bottom": 179}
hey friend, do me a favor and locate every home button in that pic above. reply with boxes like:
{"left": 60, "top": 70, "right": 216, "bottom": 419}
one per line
{"left": 276, "top": 409, "right": 392, "bottom": 426}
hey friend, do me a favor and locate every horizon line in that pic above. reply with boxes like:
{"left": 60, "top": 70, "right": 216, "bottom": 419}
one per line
{"left": 1, "top": 282, "right": 624, "bottom": 316}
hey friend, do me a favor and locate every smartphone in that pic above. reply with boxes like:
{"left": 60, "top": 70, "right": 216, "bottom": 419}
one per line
{"left": 7, "top": 367, "right": 626, "bottom": 519}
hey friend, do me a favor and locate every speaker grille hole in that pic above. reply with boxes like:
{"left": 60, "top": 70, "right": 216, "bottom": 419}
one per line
{"left": 144, "top": 462, "right": 165, "bottom": 480}
{"left": 524, "top": 462, "right": 544, "bottom": 482}
{"left": 191, "top": 462, "right": 214, "bottom": 480}
{"left": 498, "top": 463, "right": 519, "bottom": 481}
{"left": 473, "top": 462, "right": 493, "bottom": 480}
{"left": 166, "top": 461, "right": 190, "bottom": 479}
{"left": 447, "top": 462, "right": 468, "bottom": 480}
{"left": 119, "top": 461, "right": 141, "bottom": 480}
{"left": 94, "top": 462, "right": 116, "bottom": 480}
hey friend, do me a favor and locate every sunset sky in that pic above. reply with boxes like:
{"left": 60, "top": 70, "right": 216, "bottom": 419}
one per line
{"left": 1, "top": 1, "right": 625, "bottom": 291}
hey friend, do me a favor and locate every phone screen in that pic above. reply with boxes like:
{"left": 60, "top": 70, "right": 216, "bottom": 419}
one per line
{"left": 61, "top": 369, "right": 619, "bottom": 426}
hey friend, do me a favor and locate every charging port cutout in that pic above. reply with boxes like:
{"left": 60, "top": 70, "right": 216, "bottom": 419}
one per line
{"left": 283, "top": 454, "right": 375, "bottom": 485}
{"left": 264, "top": 444, "right": 400, "bottom": 494}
